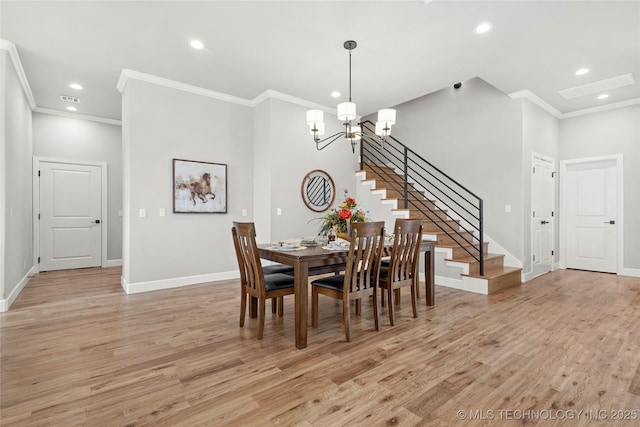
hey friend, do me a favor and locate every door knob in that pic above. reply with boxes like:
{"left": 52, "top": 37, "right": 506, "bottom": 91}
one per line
{"left": 92, "top": 219, "right": 101, "bottom": 224}
{"left": 603, "top": 220, "right": 615, "bottom": 224}
{"left": 541, "top": 220, "right": 549, "bottom": 225}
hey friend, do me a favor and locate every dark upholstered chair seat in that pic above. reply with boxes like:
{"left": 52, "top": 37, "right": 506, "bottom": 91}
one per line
{"left": 264, "top": 273, "right": 295, "bottom": 292}
{"left": 263, "top": 264, "right": 295, "bottom": 275}
{"left": 310, "top": 274, "right": 345, "bottom": 291}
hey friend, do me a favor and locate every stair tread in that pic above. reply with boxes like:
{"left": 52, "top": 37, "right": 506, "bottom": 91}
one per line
{"left": 446, "top": 253, "right": 504, "bottom": 263}
{"left": 463, "top": 266, "right": 522, "bottom": 279}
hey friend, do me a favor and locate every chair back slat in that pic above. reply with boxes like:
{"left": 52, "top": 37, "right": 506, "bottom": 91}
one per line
{"left": 344, "top": 222, "right": 385, "bottom": 294}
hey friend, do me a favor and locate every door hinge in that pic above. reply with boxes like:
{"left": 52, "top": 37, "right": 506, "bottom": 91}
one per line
{"left": 38, "top": 170, "right": 41, "bottom": 177}
{"left": 552, "top": 250, "right": 554, "bottom": 256}
{"left": 552, "top": 171, "right": 556, "bottom": 178}
{"left": 533, "top": 255, "right": 536, "bottom": 261}
{"left": 38, "top": 257, "right": 40, "bottom": 264}
{"left": 533, "top": 210, "right": 535, "bottom": 217}
{"left": 551, "top": 211, "right": 554, "bottom": 217}
{"left": 38, "top": 213, "right": 40, "bottom": 220}
{"left": 533, "top": 167, "right": 536, "bottom": 173}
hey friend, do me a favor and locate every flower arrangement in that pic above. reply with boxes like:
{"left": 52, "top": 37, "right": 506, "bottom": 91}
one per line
{"left": 319, "top": 190, "right": 369, "bottom": 236}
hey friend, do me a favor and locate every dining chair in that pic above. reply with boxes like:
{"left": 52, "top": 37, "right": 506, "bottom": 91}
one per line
{"left": 232, "top": 222, "right": 295, "bottom": 339}
{"left": 311, "top": 221, "right": 385, "bottom": 342}
{"left": 379, "top": 218, "right": 423, "bottom": 326}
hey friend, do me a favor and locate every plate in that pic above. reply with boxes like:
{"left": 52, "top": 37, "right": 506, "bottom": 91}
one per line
{"left": 322, "top": 245, "right": 348, "bottom": 251}
{"left": 271, "top": 245, "right": 303, "bottom": 251}
{"left": 301, "top": 241, "right": 321, "bottom": 247}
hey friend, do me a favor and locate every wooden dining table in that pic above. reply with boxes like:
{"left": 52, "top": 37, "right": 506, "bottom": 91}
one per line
{"left": 256, "top": 241, "right": 436, "bottom": 349}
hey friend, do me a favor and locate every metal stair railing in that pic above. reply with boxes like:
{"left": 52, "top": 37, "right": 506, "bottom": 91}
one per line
{"left": 359, "top": 120, "right": 485, "bottom": 275}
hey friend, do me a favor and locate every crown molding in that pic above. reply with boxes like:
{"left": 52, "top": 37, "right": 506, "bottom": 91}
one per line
{"left": 34, "top": 107, "right": 122, "bottom": 126}
{"left": 509, "top": 90, "right": 562, "bottom": 119}
{"left": 251, "top": 89, "right": 336, "bottom": 115}
{"left": 0, "top": 39, "right": 37, "bottom": 109}
{"left": 117, "top": 69, "right": 253, "bottom": 106}
{"left": 510, "top": 89, "right": 640, "bottom": 119}
{"left": 561, "top": 97, "right": 640, "bottom": 119}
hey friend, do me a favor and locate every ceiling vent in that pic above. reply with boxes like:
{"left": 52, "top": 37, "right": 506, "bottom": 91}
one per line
{"left": 60, "top": 95, "right": 81, "bottom": 103}
{"left": 559, "top": 73, "right": 635, "bottom": 99}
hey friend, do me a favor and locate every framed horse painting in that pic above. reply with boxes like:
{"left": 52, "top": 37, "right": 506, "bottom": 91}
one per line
{"left": 173, "top": 158, "right": 227, "bottom": 213}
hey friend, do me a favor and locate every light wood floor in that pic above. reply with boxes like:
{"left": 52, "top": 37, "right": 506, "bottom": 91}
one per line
{"left": 1, "top": 268, "right": 639, "bottom": 426}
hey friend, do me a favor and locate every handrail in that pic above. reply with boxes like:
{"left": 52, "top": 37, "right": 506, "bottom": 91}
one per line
{"left": 359, "top": 120, "right": 485, "bottom": 275}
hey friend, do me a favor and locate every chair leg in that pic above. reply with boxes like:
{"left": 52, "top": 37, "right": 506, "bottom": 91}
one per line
{"left": 312, "top": 287, "right": 319, "bottom": 328}
{"left": 355, "top": 299, "right": 361, "bottom": 315}
{"left": 258, "top": 298, "right": 266, "bottom": 339}
{"left": 411, "top": 282, "right": 418, "bottom": 318}
{"left": 380, "top": 286, "right": 386, "bottom": 307}
{"left": 278, "top": 296, "right": 284, "bottom": 317}
{"left": 271, "top": 298, "right": 277, "bottom": 314}
{"left": 394, "top": 288, "right": 401, "bottom": 306}
{"left": 372, "top": 289, "right": 380, "bottom": 332}
{"left": 343, "top": 299, "right": 351, "bottom": 342}
{"left": 240, "top": 289, "right": 247, "bottom": 327}
{"left": 388, "top": 286, "right": 395, "bottom": 326}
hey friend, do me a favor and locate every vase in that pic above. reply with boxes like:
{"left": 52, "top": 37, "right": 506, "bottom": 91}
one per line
{"left": 337, "top": 221, "right": 351, "bottom": 241}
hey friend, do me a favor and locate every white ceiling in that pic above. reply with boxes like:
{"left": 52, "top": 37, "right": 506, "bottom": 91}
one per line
{"left": 1, "top": 1, "right": 639, "bottom": 122}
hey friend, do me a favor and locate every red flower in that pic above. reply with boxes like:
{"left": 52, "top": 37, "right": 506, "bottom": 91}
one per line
{"left": 338, "top": 208, "right": 353, "bottom": 221}
{"left": 345, "top": 197, "right": 356, "bottom": 206}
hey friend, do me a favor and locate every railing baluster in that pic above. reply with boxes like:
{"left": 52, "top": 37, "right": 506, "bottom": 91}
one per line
{"left": 403, "top": 146, "right": 408, "bottom": 209}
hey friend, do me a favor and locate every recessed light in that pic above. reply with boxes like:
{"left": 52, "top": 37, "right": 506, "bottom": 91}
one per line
{"left": 475, "top": 22, "right": 492, "bottom": 34}
{"left": 69, "top": 83, "right": 83, "bottom": 90}
{"left": 66, "top": 106, "right": 77, "bottom": 112}
{"left": 597, "top": 94, "right": 609, "bottom": 100}
{"left": 575, "top": 68, "right": 589, "bottom": 76}
{"left": 190, "top": 39, "right": 204, "bottom": 50}
{"left": 331, "top": 91, "right": 341, "bottom": 98}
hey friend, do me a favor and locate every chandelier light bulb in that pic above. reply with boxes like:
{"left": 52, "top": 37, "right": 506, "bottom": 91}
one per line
{"left": 337, "top": 102, "right": 356, "bottom": 121}
{"left": 306, "top": 109, "right": 324, "bottom": 125}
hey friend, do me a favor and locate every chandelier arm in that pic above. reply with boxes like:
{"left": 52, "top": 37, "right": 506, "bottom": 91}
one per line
{"left": 314, "top": 131, "right": 347, "bottom": 151}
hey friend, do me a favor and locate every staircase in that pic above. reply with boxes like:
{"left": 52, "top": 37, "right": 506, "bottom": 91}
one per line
{"left": 356, "top": 121, "right": 521, "bottom": 295}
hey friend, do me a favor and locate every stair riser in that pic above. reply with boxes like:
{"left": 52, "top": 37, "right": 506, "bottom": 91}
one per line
{"left": 421, "top": 219, "right": 461, "bottom": 232}
{"left": 449, "top": 243, "right": 489, "bottom": 258}
{"left": 468, "top": 256, "right": 505, "bottom": 275}
{"left": 435, "top": 232, "right": 474, "bottom": 246}
{"left": 487, "top": 270, "right": 522, "bottom": 294}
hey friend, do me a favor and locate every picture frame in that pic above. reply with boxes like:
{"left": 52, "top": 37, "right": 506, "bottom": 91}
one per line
{"left": 173, "top": 158, "right": 227, "bottom": 213}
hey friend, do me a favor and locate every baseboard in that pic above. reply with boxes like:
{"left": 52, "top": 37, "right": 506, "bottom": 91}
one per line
{"left": 619, "top": 267, "right": 640, "bottom": 278}
{"left": 0, "top": 266, "right": 36, "bottom": 312}
{"left": 121, "top": 270, "right": 240, "bottom": 294}
{"left": 106, "top": 259, "right": 123, "bottom": 267}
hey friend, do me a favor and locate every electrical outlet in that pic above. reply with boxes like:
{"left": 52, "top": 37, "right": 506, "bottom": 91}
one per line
{"left": 139, "top": 208, "right": 146, "bottom": 218}
{"left": 242, "top": 209, "right": 247, "bottom": 217}
{"left": 159, "top": 208, "right": 166, "bottom": 217}
{"left": 505, "top": 204, "right": 511, "bottom": 213}
{"left": 277, "top": 208, "right": 282, "bottom": 216}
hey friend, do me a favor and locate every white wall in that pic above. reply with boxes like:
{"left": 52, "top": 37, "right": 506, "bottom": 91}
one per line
{"left": 559, "top": 104, "right": 640, "bottom": 270}
{"left": 32, "top": 113, "right": 123, "bottom": 262}
{"left": 1, "top": 48, "right": 33, "bottom": 307}
{"left": 121, "top": 78, "right": 254, "bottom": 289}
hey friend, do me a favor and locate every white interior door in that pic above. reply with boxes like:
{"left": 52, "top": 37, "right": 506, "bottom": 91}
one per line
{"left": 39, "top": 162, "right": 102, "bottom": 271}
{"left": 532, "top": 156, "right": 555, "bottom": 277}
{"left": 564, "top": 159, "right": 617, "bottom": 273}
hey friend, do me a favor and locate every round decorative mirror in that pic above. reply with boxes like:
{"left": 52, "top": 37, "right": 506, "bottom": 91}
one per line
{"left": 301, "top": 169, "right": 335, "bottom": 212}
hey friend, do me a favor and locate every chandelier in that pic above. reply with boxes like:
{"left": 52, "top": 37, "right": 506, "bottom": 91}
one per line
{"left": 306, "top": 40, "right": 397, "bottom": 153}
